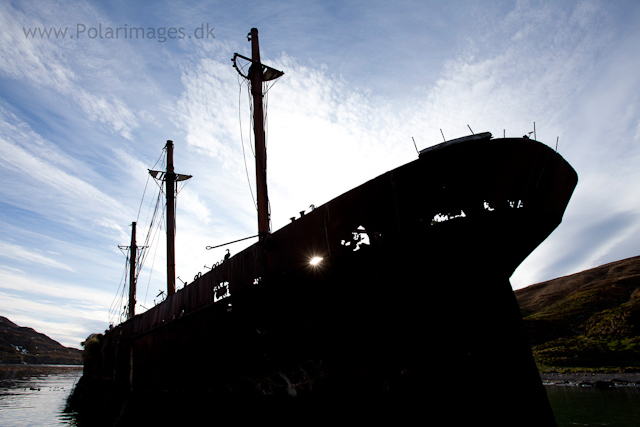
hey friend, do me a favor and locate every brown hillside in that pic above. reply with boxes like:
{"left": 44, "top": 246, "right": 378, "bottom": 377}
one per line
{"left": 515, "top": 255, "right": 640, "bottom": 372}
{"left": 0, "top": 316, "right": 83, "bottom": 365}
{"left": 516, "top": 255, "right": 640, "bottom": 315}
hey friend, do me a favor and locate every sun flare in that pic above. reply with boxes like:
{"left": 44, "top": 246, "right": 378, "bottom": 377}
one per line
{"left": 310, "top": 256, "right": 323, "bottom": 266}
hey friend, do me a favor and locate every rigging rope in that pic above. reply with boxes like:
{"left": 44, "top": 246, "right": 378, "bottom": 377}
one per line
{"left": 238, "top": 73, "right": 258, "bottom": 211}
{"left": 111, "top": 146, "right": 171, "bottom": 322}
{"left": 262, "top": 81, "right": 273, "bottom": 230}
{"left": 143, "top": 203, "right": 165, "bottom": 308}
{"left": 138, "top": 182, "right": 165, "bottom": 304}
{"left": 137, "top": 149, "right": 165, "bottom": 223}
{"left": 108, "top": 250, "right": 130, "bottom": 324}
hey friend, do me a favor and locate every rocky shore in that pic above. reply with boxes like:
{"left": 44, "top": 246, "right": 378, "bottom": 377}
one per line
{"left": 541, "top": 372, "right": 640, "bottom": 387}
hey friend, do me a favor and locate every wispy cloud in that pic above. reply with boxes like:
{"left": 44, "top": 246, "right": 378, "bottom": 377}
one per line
{"left": 0, "top": 242, "right": 74, "bottom": 272}
{"left": 0, "top": 2, "right": 140, "bottom": 139}
{"left": 0, "top": 121, "right": 131, "bottom": 233}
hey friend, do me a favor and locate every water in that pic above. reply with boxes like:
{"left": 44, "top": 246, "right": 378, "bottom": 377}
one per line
{"left": 0, "top": 365, "right": 82, "bottom": 427}
{"left": 546, "top": 385, "right": 640, "bottom": 427}
{"left": 1, "top": 366, "right": 639, "bottom": 426}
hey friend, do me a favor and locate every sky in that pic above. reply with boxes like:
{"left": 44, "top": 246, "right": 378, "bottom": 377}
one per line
{"left": 1, "top": 0, "right": 639, "bottom": 349}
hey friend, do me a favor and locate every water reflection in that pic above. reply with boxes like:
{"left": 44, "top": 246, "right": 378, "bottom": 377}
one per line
{"left": 546, "top": 385, "right": 640, "bottom": 427}
{"left": 0, "top": 365, "right": 82, "bottom": 427}
{"left": 2, "top": 366, "right": 640, "bottom": 427}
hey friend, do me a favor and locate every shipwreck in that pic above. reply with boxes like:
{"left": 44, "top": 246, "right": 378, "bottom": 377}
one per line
{"left": 77, "top": 28, "right": 577, "bottom": 425}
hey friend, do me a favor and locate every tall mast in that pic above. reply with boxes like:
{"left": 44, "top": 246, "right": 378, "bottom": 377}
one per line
{"left": 249, "top": 28, "right": 270, "bottom": 239}
{"left": 128, "top": 222, "right": 137, "bottom": 319}
{"left": 232, "top": 29, "right": 283, "bottom": 240}
{"left": 166, "top": 140, "right": 176, "bottom": 297}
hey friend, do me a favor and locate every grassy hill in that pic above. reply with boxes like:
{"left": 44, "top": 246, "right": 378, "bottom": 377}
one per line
{"left": 0, "top": 316, "right": 82, "bottom": 365}
{"left": 515, "top": 256, "right": 640, "bottom": 373}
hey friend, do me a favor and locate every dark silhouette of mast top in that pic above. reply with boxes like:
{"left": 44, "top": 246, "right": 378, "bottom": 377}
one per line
{"left": 233, "top": 28, "right": 284, "bottom": 241}
{"left": 149, "top": 140, "right": 192, "bottom": 297}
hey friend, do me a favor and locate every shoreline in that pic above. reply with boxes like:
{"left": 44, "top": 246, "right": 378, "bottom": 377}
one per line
{"left": 0, "top": 364, "right": 83, "bottom": 368}
{"left": 0, "top": 364, "right": 83, "bottom": 378}
{"left": 3, "top": 365, "right": 639, "bottom": 387}
{"left": 0, "top": 364, "right": 83, "bottom": 388}
{"left": 540, "top": 372, "right": 640, "bottom": 387}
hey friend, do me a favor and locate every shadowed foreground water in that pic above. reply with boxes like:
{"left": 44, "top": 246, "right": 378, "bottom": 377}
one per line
{"left": 1, "top": 366, "right": 640, "bottom": 426}
{"left": 546, "top": 385, "right": 640, "bottom": 427}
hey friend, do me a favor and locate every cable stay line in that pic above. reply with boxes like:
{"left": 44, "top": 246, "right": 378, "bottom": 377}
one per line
{"left": 238, "top": 74, "right": 258, "bottom": 210}
{"left": 111, "top": 141, "right": 191, "bottom": 323}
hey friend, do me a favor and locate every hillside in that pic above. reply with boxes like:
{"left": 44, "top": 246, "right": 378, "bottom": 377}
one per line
{"left": 515, "top": 255, "right": 640, "bottom": 372}
{"left": 0, "top": 316, "right": 82, "bottom": 365}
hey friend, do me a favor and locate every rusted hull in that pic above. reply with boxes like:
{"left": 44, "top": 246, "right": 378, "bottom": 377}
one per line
{"left": 81, "top": 135, "right": 577, "bottom": 425}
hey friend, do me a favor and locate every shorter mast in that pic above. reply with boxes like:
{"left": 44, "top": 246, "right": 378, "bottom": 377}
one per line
{"left": 128, "top": 222, "right": 137, "bottom": 319}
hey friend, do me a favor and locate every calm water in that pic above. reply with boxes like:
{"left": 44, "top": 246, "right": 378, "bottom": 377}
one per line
{"left": 546, "top": 385, "right": 640, "bottom": 427}
{"left": 1, "top": 366, "right": 639, "bottom": 426}
{"left": 0, "top": 365, "right": 82, "bottom": 427}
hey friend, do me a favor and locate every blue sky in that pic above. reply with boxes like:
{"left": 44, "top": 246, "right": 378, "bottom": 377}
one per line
{"left": 1, "top": 0, "right": 639, "bottom": 348}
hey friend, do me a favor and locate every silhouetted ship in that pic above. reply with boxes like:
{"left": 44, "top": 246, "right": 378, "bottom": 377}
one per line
{"left": 79, "top": 29, "right": 577, "bottom": 426}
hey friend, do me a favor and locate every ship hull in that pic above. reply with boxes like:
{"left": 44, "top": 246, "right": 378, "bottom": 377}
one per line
{"left": 78, "top": 135, "right": 577, "bottom": 425}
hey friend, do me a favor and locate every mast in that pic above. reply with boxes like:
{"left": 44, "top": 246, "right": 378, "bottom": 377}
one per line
{"left": 148, "top": 141, "right": 192, "bottom": 299}
{"left": 232, "top": 29, "right": 283, "bottom": 240}
{"left": 166, "top": 140, "right": 176, "bottom": 297}
{"left": 128, "top": 222, "right": 137, "bottom": 319}
{"left": 248, "top": 28, "right": 270, "bottom": 239}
